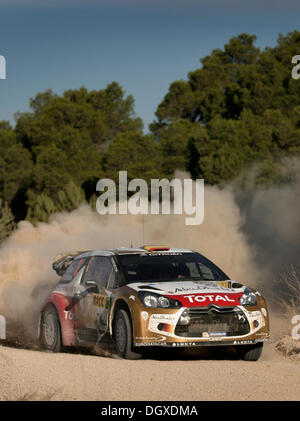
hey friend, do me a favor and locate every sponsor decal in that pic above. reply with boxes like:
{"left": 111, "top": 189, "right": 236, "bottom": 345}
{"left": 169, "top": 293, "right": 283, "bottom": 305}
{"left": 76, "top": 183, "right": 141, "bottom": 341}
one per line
{"left": 216, "top": 280, "right": 231, "bottom": 288}
{"left": 150, "top": 313, "right": 178, "bottom": 322}
{"left": 148, "top": 313, "right": 180, "bottom": 334}
{"left": 129, "top": 295, "right": 135, "bottom": 300}
{"left": 202, "top": 331, "right": 226, "bottom": 339}
{"left": 135, "top": 342, "right": 168, "bottom": 347}
{"left": 92, "top": 294, "right": 108, "bottom": 308}
{"left": 171, "top": 342, "right": 197, "bottom": 347}
{"left": 146, "top": 252, "right": 182, "bottom": 256}
{"left": 209, "top": 332, "right": 227, "bottom": 337}
{"left": 135, "top": 341, "right": 197, "bottom": 347}
{"left": 166, "top": 292, "right": 242, "bottom": 307}
{"left": 106, "top": 296, "right": 111, "bottom": 309}
{"left": 135, "top": 335, "right": 166, "bottom": 341}
{"left": 170, "top": 282, "right": 229, "bottom": 294}
{"left": 63, "top": 310, "right": 74, "bottom": 320}
{"left": 135, "top": 339, "right": 262, "bottom": 347}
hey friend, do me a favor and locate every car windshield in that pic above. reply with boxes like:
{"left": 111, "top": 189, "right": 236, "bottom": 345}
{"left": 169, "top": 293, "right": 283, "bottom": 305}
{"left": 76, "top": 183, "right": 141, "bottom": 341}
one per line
{"left": 117, "top": 252, "right": 228, "bottom": 284}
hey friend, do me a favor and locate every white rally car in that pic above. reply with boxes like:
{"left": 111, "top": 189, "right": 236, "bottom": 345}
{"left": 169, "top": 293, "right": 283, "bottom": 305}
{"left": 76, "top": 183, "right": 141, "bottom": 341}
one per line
{"left": 39, "top": 246, "right": 270, "bottom": 360}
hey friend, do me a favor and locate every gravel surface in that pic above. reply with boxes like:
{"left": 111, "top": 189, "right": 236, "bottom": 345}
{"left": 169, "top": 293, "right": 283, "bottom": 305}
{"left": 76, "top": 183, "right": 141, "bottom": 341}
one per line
{"left": 0, "top": 342, "right": 299, "bottom": 401}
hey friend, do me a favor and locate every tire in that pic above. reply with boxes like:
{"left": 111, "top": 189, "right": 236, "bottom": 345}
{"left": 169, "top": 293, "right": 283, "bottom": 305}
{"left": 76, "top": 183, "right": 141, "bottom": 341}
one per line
{"left": 40, "top": 305, "right": 62, "bottom": 352}
{"left": 114, "top": 309, "right": 141, "bottom": 360}
{"left": 235, "top": 342, "right": 263, "bottom": 361}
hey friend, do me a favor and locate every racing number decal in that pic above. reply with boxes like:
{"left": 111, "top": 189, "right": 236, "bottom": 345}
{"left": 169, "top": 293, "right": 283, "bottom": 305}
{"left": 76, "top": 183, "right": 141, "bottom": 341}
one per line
{"left": 92, "top": 294, "right": 111, "bottom": 309}
{"left": 92, "top": 294, "right": 105, "bottom": 308}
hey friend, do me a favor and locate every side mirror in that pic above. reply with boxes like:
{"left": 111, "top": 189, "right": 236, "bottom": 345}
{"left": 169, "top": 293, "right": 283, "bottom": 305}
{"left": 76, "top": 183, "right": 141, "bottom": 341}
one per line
{"left": 85, "top": 280, "right": 98, "bottom": 293}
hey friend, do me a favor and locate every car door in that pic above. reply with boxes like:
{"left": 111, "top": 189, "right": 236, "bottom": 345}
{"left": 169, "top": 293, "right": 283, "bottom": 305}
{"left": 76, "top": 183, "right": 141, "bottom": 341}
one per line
{"left": 74, "top": 256, "right": 114, "bottom": 343}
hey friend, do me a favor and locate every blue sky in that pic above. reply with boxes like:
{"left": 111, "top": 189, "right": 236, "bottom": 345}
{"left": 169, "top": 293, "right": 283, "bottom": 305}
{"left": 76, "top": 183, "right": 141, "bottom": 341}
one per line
{"left": 0, "top": 0, "right": 299, "bottom": 132}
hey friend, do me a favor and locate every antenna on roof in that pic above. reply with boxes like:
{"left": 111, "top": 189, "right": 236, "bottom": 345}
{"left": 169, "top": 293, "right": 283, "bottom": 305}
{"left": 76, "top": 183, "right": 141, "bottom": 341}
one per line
{"left": 130, "top": 240, "right": 133, "bottom": 248}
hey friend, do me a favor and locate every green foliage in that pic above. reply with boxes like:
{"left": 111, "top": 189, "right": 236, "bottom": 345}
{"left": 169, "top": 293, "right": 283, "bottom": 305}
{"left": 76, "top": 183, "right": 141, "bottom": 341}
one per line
{"left": 8, "top": 82, "right": 145, "bottom": 223}
{"left": 102, "top": 131, "right": 164, "bottom": 183}
{"left": 153, "top": 30, "right": 300, "bottom": 185}
{"left": 0, "top": 199, "right": 16, "bottom": 243}
{"left": 26, "top": 182, "right": 86, "bottom": 224}
{"left": 56, "top": 181, "right": 86, "bottom": 213}
{"left": 16, "top": 82, "right": 143, "bottom": 152}
{"left": 0, "top": 122, "right": 33, "bottom": 204}
{"left": 150, "top": 120, "right": 205, "bottom": 177}
{"left": 26, "top": 191, "right": 57, "bottom": 224}
{"left": 1, "top": 31, "right": 300, "bottom": 231}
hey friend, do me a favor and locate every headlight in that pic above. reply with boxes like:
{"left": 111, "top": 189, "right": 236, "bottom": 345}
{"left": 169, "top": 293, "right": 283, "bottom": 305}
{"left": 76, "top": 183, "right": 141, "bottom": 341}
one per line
{"left": 239, "top": 291, "right": 257, "bottom": 306}
{"left": 138, "top": 292, "right": 181, "bottom": 308}
{"left": 144, "top": 294, "right": 158, "bottom": 307}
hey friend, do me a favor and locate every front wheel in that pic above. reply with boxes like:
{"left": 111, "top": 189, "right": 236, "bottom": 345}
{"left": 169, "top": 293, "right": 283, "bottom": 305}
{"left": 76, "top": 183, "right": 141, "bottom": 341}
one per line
{"left": 114, "top": 309, "right": 141, "bottom": 360}
{"left": 40, "top": 305, "right": 62, "bottom": 352}
{"left": 235, "top": 342, "right": 263, "bottom": 361}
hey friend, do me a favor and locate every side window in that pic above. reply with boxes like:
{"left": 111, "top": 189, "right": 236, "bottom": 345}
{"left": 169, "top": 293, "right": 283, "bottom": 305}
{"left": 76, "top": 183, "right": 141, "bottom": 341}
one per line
{"left": 60, "top": 258, "right": 86, "bottom": 284}
{"left": 83, "top": 256, "right": 113, "bottom": 290}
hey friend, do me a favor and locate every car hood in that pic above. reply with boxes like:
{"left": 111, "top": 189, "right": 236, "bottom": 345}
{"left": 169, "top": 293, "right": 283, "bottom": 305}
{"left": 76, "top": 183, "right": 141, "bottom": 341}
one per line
{"left": 128, "top": 280, "right": 247, "bottom": 307}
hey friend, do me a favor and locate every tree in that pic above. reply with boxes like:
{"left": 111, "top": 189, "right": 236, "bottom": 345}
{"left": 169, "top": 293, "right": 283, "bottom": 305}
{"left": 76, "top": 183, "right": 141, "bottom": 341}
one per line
{"left": 102, "top": 131, "right": 163, "bottom": 183}
{"left": 152, "top": 30, "right": 300, "bottom": 185}
{"left": 26, "top": 191, "right": 57, "bottom": 224}
{"left": 0, "top": 122, "right": 33, "bottom": 205}
{"left": 56, "top": 181, "right": 86, "bottom": 213}
{"left": 0, "top": 199, "right": 15, "bottom": 243}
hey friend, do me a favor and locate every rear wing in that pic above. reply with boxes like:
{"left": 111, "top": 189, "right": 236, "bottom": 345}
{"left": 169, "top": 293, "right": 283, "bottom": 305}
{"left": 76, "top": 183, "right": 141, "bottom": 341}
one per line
{"left": 52, "top": 250, "right": 90, "bottom": 276}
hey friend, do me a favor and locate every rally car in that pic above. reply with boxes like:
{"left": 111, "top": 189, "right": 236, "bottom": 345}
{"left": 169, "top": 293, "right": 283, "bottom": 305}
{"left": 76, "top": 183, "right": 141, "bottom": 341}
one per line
{"left": 39, "top": 246, "right": 270, "bottom": 360}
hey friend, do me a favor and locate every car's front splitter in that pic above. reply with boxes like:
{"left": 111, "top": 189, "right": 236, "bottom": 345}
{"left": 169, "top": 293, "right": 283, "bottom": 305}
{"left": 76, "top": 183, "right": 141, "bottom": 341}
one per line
{"left": 134, "top": 337, "right": 269, "bottom": 347}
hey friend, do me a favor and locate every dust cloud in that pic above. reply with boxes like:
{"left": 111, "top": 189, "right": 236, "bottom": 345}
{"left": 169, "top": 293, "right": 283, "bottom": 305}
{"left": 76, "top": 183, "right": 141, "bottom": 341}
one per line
{"left": 0, "top": 166, "right": 299, "bottom": 342}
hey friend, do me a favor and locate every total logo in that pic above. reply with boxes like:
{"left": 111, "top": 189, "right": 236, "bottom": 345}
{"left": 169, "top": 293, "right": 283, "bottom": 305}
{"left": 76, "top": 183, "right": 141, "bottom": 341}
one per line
{"left": 168, "top": 292, "right": 242, "bottom": 307}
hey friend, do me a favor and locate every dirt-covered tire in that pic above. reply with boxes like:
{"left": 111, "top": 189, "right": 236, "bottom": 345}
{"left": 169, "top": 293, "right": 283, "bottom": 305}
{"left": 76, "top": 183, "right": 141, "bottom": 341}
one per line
{"left": 114, "top": 309, "right": 141, "bottom": 360}
{"left": 40, "top": 305, "right": 62, "bottom": 353}
{"left": 235, "top": 342, "right": 263, "bottom": 361}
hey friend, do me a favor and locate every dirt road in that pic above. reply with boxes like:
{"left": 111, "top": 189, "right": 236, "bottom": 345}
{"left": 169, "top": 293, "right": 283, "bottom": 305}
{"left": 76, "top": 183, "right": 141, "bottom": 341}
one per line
{"left": 0, "top": 342, "right": 299, "bottom": 401}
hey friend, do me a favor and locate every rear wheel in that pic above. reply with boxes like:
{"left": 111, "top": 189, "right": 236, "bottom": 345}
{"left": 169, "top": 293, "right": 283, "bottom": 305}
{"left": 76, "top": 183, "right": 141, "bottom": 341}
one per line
{"left": 40, "top": 305, "right": 62, "bottom": 352}
{"left": 235, "top": 342, "right": 263, "bottom": 361}
{"left": 114, "top": 309, "right": 141, "bottom": 360}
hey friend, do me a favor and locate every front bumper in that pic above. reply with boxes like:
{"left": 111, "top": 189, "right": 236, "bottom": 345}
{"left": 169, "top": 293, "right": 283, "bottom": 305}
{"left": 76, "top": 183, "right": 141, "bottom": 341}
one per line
{"left": 132, "top": 304, "right": 270, "bottom": 347}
